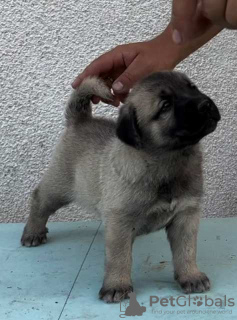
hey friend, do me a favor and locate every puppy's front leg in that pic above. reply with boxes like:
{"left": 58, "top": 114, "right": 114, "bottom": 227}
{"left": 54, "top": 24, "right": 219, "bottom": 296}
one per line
{"left": 99, "top": 218, "right": 134, "bottom": 303}
{"left": 166, "top": 210, "right": 210, "bottom": 294}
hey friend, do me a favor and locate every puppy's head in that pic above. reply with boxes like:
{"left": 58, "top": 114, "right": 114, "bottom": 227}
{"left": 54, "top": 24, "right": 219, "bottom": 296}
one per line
{"left": 116, "top": 71, "right": 221, "bottom": 150}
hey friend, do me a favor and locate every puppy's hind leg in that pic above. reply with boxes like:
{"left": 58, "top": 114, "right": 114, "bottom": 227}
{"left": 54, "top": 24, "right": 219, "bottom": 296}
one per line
{"left": 21, "top": 167, "right": 73, "bottom": 247}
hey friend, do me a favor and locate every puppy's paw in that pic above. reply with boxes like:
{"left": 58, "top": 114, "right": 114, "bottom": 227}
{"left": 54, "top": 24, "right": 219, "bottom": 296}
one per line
{"left": 176, "top": 272, "right": 210, "bottom": 294}
{"left": 99, "top": 285, "right": 133, "bottom": 303}
{"left": 21, "top": 228, "right": 48, "bottom": 247}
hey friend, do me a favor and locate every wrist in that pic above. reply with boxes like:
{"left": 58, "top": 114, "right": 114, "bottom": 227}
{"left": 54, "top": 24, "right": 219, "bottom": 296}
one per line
{"left": 151, "top": 23, "right": 223, "bottom": 69}
{"left": 150, "top": 24, "right": 186, "bottom": 69}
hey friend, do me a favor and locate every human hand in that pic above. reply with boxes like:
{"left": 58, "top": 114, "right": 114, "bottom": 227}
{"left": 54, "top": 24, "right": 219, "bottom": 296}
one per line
{"left": 171, "top": 0, "right": 237, "bottom": 44}
{"left": 72, "top": 29, "right": 181, "bottom": 106}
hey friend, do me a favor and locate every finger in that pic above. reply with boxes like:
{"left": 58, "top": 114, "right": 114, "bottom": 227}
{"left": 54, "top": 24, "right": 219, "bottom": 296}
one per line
{"left": 109, "top": 96, "right": 121, "bottom": 107}
{"left": 116, "top": 93, "right": 128, "bottom": 104}
{"left": 201, "top": 0, "right": 227, "bottom": 25}
{"left": 92, "top": 96, "right": 101, "bottom": 104}
{"left": 226, "top": 0, "right": 237, "bottom": 28}
{"left": 112, "top": 55, "right": 151, "bottom": 95}
{"left": 71, "top": 51, "right": 117, "bottom": 88}
{"left": 202, "top": 0, "right": 237, "bottom": 28}
{"left": 91, "top": 94, "right": 120, "bottom": 107}
{"left": 171, "top": 0, "right": 198, "bottom": 44}
{"left": 100, "top": 96, "right": 121, "bottom": 107}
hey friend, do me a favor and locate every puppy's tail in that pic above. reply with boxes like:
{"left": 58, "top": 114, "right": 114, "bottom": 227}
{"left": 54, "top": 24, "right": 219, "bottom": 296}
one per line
{"left": 65, "top": 77, "right": 113, "bottom": 126}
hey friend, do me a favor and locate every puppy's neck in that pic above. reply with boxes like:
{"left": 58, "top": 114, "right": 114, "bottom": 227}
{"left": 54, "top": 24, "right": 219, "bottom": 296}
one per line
{"left": 110, "top": 140, "right": 202, "bottom": 185}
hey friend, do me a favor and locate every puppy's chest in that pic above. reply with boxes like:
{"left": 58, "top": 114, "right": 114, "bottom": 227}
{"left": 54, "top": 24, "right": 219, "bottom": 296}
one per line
{"left": 145, "top": 178, "right": 198, "bottom": 220}
{"left": 156, "top": 182, "right": 174, "bottom": 204}
{"left": 134, "top": 181, "right": 198, "bottom": 236}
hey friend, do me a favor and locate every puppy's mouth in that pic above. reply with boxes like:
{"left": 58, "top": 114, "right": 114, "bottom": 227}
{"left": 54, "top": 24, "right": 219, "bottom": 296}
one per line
{"left": 174, "top": 117, "right": 219, "bottom": 145}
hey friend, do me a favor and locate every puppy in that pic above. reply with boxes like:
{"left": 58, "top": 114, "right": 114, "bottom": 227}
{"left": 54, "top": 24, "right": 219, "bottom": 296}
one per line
{"left": 21, "top": 71, "right": 221, "bottom": 303}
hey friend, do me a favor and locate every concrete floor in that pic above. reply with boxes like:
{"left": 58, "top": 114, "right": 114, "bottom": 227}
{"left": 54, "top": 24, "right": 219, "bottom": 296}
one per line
{"left": 0, "top": 218, "right": 236, "bottom": 320}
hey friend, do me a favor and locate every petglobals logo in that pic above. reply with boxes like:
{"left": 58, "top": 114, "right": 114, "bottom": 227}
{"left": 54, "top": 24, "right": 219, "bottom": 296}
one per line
{"left": 150, "top": 295, "right": 235, "bottom": 308}
{"left": 119, "top": 294, "right": 235, "bottom": 318}
{"left": 150, "top": 295, "right": 235, "bottom": 316}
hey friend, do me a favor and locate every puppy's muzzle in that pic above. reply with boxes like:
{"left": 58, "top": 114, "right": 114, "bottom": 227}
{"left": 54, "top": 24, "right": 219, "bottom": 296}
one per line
{"left": 196, "top": 98, "right": 221, "bottom": 136}
{"left": 174, "top": 96, "right": 221, "bottom": 142}
{"left": 198, "top": 99, "right": 221, "bottom": 122}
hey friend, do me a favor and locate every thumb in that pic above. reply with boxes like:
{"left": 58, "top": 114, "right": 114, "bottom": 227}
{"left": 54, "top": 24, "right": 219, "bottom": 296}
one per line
{"left": 112, "top": 56, "right": 149, "bottom": 95}
{"left": 171, "top": 0, "right": 199, "bottom": 44}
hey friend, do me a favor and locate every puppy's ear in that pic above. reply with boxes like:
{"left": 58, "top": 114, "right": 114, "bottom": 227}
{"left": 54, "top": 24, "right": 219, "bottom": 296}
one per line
{"left": 116, "top": 104, "right": 142, "bottom": 148}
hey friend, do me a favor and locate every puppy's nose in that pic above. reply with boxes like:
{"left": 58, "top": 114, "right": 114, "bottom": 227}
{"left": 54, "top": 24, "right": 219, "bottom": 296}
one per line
{"left": 198, "top": 99, "right": 212, "bottom": 113}
{"left": 198, "top": 99, "right": 221, "bottom": 121}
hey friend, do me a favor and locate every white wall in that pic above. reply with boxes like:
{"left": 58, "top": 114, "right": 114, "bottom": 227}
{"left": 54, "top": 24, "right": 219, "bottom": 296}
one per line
{"left": 0, "top": 1, "right": 236, "bottom": 222}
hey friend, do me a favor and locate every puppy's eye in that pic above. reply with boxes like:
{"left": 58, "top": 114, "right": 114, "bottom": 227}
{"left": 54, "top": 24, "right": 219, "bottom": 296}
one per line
{"left": 152, "top": 99, "right": 173, "bottom": 121}
{"left": 188, "top": 82, "right": 197, "bottom": 89}
{"left": 160, "top": 100, "right": 172, "bottom": 113}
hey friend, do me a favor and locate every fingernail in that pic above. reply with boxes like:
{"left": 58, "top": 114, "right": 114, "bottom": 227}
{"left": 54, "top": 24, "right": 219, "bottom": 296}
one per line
{"left": 197, "top": 0, "right": 203, "bottom": 9}
{"left": 172, "top": 29, "right": 182, "bottom": 44}
{"left": 71, "top": 76, "right": 82, "bottom": 88}
{"left": 112, "top": 81, "right": 124, "bottom": 92}
{"left": 71, "top": 80, "right": 77, "bottom": 88}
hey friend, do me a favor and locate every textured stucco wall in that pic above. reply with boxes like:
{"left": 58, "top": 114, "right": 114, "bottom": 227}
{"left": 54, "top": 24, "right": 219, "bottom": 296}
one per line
{"left": 0, "top": 1, "right": 236, "bottom": 223}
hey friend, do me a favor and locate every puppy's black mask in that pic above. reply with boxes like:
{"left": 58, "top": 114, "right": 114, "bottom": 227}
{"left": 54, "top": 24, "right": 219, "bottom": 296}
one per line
{"left": 171, "top": 94, "right": 221, "bottom": 146}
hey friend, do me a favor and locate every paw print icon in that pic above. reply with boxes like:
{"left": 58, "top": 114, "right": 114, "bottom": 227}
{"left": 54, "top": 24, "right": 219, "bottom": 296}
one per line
{"left": 193, "top": 296, "right": 203, "bottom": 307}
